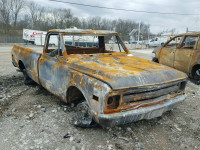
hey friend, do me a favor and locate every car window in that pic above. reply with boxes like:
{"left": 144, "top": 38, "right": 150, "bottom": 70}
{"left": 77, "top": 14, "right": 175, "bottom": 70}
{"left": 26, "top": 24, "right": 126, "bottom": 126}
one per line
{"left": 63, "top": 34, "right": 126, "bottom": 55}
{"left": 166, "top": 36, "right": 183, "bottom": 48}
{"left": 47, "top": 34, "right": 59, "bottom": 52}
{"left": 181, "top": 36, "right": 198, "bottom": 49}
{"left": 63, "top": 35, "right": 98, "bottom": 48}
{"left": 150, "top": 39, "right": 154, "bottom": 42}
{"left": 46, "top": 34, "right": 63, "bottom": 57}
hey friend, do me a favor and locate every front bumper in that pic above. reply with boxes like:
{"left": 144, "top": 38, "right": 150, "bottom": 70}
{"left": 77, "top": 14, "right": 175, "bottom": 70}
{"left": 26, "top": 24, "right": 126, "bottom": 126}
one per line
{"left": 98, "top": 94, "right": 186, "bottom": 127}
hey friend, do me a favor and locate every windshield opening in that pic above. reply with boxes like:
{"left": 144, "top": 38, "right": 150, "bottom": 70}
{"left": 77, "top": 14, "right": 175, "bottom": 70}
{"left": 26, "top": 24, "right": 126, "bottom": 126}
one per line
{"left": 62, "top": 34, "right": 126, "bottom": 55}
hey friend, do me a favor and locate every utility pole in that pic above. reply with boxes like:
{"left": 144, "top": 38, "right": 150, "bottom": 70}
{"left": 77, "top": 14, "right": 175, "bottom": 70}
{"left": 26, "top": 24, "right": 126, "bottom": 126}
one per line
{"left": 138, "top": 22, "right": 141, "bottom": 42}
{"left": 147, "top": 25, "right": 150, "bottom": 41}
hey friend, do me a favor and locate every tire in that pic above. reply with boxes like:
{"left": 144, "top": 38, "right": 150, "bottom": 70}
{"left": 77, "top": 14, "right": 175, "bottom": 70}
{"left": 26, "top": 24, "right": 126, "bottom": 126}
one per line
{"left": 192, "top": 67, "right": 200, "bottom": 85}
{"left": 73, "top": 101, "right": 97, "bottom": 128}
{"left": 152, "top": 57, "right": 159, "bottom": 63}
{"left": 22, "top": 69, "right": 35, "bottom": 85}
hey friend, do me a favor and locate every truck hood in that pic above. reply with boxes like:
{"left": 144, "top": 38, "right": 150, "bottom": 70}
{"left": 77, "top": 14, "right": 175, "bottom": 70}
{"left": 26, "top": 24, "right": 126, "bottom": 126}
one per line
{"left": 69, "top": 55, "right": 187, "bottom": 89}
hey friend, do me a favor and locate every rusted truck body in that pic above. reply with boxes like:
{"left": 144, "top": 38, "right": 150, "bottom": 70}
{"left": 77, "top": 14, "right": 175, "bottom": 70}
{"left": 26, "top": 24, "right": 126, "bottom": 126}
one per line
{"left": 11, "top": 29, "right": 187, "bottom": 127}
{"left": 153, "top": 32, "right": 200, "bottom": 84}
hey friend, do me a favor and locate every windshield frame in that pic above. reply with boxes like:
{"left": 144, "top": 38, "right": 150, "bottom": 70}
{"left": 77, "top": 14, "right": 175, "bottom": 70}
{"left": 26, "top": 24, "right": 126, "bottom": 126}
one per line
{"left": 60, "top": 32, "right": 130, "bottom": 56}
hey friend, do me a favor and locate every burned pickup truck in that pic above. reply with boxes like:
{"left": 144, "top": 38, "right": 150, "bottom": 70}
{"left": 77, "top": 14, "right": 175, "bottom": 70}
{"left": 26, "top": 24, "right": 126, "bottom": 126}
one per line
{"left": 11, "top": 29, "right": 187, "bottom": 127}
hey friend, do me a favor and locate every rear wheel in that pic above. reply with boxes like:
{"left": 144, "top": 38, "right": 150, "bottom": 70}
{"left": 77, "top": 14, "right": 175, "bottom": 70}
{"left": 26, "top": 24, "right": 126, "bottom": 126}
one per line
{"left": 192, "top": 67, "right": 200, "bottom": 85}
{"left": 22, "top": 69, "right": 35, "bottom": 85}
{"left": 19, "top": 61, "right": 35, "bottom": 85}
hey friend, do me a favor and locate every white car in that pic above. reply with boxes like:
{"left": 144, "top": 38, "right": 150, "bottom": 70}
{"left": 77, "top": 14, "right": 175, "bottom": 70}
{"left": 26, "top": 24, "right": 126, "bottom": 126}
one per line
{"left": 124, "top": 41, "right": 129, "bottom": 44}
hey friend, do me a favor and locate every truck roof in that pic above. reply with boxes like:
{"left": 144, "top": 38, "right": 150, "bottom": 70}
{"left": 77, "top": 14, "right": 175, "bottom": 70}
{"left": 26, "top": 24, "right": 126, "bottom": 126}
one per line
{"left": 48, "top": 29, "right": 117, "bottom": 35}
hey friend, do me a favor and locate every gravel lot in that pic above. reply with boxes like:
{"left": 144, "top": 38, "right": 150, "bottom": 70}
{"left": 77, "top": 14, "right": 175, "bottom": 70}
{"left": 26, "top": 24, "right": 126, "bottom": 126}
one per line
{"left": 0, "top": 44, "right": 199, "bottom": 150}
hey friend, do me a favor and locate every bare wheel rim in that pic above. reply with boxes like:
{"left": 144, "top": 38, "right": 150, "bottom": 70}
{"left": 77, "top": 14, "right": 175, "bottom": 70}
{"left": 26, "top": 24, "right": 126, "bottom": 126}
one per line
{"left": 193, "top": 68, "right": 200, "bottom": 85}
{"left": 195, "top": 69, "right": 200, "bottom": 76}
{"left": 75, "top": 102, "right": 92, "bottom": 125}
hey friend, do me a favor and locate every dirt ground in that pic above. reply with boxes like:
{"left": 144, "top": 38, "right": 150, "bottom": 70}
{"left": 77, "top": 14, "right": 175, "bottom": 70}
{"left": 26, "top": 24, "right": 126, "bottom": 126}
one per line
{"left": 0, "top": 45, "right": 200, "bottom": 150}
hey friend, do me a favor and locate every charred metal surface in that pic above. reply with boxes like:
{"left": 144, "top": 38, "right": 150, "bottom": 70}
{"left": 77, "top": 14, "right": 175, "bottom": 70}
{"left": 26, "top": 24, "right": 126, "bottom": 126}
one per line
{"left": 155, "top": 32, "right": 200, "bottom": 79}
{"left": 11, "top": 45, "right": 41, "bottom": 84}
{"left": 11, "top": 29, "right": 188, "bottom": 127}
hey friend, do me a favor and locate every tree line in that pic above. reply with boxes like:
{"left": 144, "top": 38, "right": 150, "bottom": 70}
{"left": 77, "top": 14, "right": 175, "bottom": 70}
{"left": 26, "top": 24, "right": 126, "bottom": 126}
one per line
{"left": 0, "top": 0, "right": 150, "bottom": 41}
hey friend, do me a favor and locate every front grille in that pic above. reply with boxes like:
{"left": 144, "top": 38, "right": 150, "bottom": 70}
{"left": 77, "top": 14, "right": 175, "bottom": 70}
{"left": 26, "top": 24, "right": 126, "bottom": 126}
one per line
{"left": 104, "top": 81, "right": 186, "bottom": 113}
{"left": 122, "top": 84, "right": 180, "bottom": 103}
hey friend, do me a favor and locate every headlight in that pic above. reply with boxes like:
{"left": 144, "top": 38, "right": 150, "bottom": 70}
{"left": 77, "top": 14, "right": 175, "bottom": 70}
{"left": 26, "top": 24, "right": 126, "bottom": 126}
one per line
{"left": 178, "top": 81, "right": 187, "bottom": 91}
{"left": 106, "top": 95, "right": 120, "bottom": 109}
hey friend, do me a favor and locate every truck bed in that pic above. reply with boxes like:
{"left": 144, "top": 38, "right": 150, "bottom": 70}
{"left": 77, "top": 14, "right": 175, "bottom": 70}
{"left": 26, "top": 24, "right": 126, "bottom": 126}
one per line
{"left": 11, "top": 44, "right": 42, "bottom": 84}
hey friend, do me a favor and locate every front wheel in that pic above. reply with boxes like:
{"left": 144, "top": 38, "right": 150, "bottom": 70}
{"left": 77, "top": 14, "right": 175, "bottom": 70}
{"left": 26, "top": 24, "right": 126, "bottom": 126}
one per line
{"left": 152, "top": 57, "right": 159, "bottom": 63}
{"left": 73, "top": 101, "right": 97, "bottom": 128}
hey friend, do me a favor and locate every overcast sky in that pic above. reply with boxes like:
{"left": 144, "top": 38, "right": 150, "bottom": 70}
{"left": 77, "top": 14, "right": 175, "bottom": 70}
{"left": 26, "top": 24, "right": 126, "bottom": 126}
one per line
{"left": 33, "top": 0, "right": 200, "bottom": 34}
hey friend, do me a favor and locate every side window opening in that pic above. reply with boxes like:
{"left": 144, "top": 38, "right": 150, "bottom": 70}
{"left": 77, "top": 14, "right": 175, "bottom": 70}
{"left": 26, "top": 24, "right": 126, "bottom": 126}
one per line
{"left": 150, "top": 39, "right": 154, "bottom": 42}
{"left": 46, "top": 34, "right": 62, "bottom": 57}
{"left": 166, "top": 36, "right": 183, "bottom": 48}
{"left": 181, "top": 36, "right": 198, "bottom": 49}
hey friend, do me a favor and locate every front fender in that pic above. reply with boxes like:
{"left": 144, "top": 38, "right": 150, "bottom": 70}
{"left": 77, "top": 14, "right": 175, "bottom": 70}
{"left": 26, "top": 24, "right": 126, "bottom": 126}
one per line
{"left": 155, "top": 47, "right": 161, "bottom": 58}
{"left": 68, "top": 69, "right": 111, "bottom": 115}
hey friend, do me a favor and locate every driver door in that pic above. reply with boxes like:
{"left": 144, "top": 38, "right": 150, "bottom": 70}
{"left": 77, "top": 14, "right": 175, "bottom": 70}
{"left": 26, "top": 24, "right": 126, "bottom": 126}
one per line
{"left": 159, "top": 36, "right": 183, "bottom": 68}
{"left": 39, "top": 33, "right": 65, "bottom": 96}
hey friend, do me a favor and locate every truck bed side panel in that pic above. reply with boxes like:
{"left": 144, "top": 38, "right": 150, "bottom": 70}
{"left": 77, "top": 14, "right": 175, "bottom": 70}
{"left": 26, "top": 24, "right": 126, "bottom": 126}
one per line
{"left": 11, "top": 44, "right": 41, "bottom": 84}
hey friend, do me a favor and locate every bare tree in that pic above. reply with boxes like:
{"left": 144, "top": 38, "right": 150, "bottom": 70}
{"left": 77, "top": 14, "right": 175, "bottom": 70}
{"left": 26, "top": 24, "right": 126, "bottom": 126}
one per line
{"left": 71, "top": 17, "right": 81, "bottom": 28}
{"left": 51, "top": 8, "right": 62, "bottom": 28}
{"left": 0, "top": 0, "right": 151, "bottom": 42}
{"left": 27, "top": 1, "right": 45, "bottom": 28}
{"left": 0, "top": 0, "right": 12, "bottom": 31}
{"left": 11, "top": 0, "right": 25, "bottom": 29}
{"left": 59, "top": 8, "right": 73, "bottom": 28}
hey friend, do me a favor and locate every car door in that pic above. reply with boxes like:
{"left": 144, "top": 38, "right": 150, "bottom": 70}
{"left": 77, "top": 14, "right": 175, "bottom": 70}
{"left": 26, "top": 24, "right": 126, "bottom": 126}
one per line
{"left": 159, "top": 36, "right": 183, "bottom": 68}
{"left": 174, "top": 35, "right": 199, "bottom": 73}
{"left": 39, "top": 33, "right": 67, "bottom": 97}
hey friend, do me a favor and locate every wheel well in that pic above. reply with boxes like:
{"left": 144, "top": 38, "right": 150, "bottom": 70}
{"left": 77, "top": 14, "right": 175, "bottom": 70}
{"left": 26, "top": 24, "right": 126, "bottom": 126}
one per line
{"left": 152, "top": 57, "right": 159, "bottom": 63}
{"left": 66, "top": 86, "right": 85, "bottom": 103}
{"left": 191, "top": 64, "right": 200, "bottom": 77}
{"left": 18, "top": 60, "right": 25, "bottom": 71}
